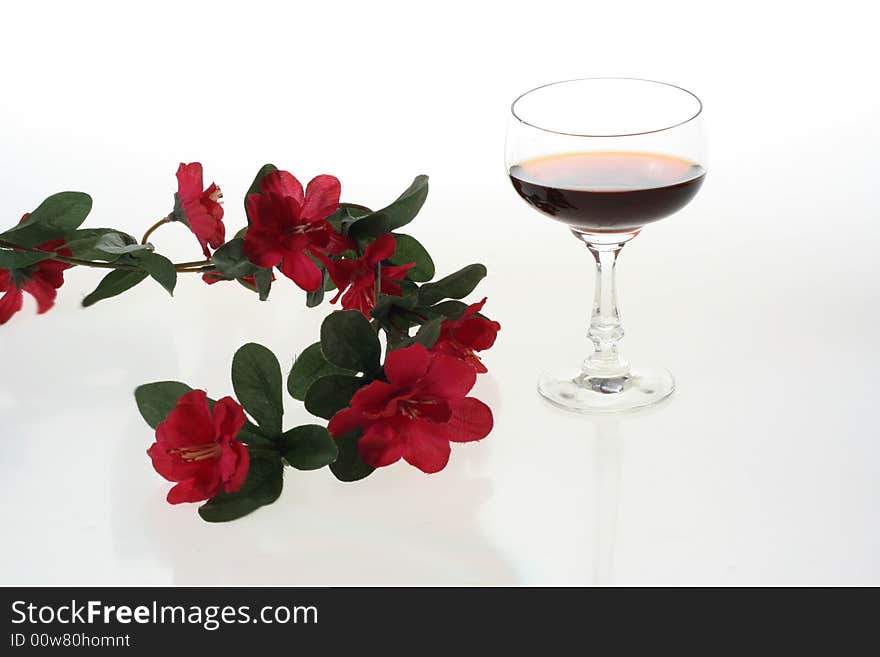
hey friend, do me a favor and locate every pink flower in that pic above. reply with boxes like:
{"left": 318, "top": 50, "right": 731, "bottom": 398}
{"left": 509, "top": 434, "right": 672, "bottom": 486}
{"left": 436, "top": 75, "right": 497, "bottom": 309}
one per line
{"left": 174, "top": 162, "right": 225, "bottom": 257}
{"left": 316, "top": 234, "right": 413, "bottom": 315}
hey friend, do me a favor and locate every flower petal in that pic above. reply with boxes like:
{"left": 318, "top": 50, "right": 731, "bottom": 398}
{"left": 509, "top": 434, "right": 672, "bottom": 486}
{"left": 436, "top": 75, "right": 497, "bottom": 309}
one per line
{"left": 401, "top": 419, "right": 451, "bottom": 473}
{"left": 244, "top": 229, "right": 284, "bottom": 268}
{"left": 221, "top": 441, "right": 250, "bottom": 493}
{"left": 212, "top": 396, "right": 247, "bottom": 443}
{"left": 419, "top": 352, "right": 476, "bottom": 399}
{"left": 0, "top": 287, "right": 23, "bottom": 325}
{"left": 455, "top": 317, "right": 501, "bottom": 354}
{"left": 442, "top": 397, "right": 493, "bottom": 442}
{"left": 383, "top": 343, "right": 431, "bottom": 388}
{"left": 381, "top": 262, "right": 415, "bottom": 281}
{"left": 349, "top": 380, "right": 404, "bottom": 418}
{"left": 260, "top": 170, "right": 304, "bottom": 204}
{"left": 357, "top": 422, "right": 404, "bottom": 468}
{"left": 279, "top": 249, "right": 323, "bottom": 291}
{"left": 155, "top": 389, "right": 215, "bottom": 450}
{"left": 301, "top": 175, "right": 341, "bottom": 223}
{"left": 176, "top": 162, "right": 204, "bottom": 201}
{"left": 166, "top": 472, "right": 221, "bottom": 504}
{"left": 363, "top": 233, "right": 397, "bottom": 266}
{"left": 147, "top": 442, "right": 207, "bottom": 482}
{"left": 327, "top": 407, "right": 365, "bottom": 437}
{"left": 23, "top": 275, "right": 59, "bottom": 314}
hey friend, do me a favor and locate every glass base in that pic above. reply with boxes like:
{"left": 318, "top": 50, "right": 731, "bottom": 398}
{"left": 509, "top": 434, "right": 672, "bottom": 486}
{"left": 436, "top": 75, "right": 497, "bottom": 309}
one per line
{"left": 537, "top": 367, "right": 674, "bottom": 413}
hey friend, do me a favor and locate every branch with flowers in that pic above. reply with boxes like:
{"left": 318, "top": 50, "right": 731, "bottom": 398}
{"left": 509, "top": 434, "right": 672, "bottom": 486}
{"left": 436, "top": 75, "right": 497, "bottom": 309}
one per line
{"left": 0, "top": 162, "right": 500, "bottom": 522}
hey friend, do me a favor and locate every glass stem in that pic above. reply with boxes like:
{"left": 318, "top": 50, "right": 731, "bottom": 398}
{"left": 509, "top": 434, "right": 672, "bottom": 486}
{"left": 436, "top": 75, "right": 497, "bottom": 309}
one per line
{"left": 583, "top": 241, "right": 630, "bottom": 379}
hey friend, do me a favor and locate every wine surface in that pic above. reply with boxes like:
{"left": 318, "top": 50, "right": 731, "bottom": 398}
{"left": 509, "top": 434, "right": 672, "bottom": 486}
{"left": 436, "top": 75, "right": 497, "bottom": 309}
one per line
{"left": 509, "top": 151, "right": 705, "bottom": 232}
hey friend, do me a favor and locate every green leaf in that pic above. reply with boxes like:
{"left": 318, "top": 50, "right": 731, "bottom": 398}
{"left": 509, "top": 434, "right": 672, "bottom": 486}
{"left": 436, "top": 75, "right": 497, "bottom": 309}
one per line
{"left": 330, "top": 431, "right": 375, "bottom": 482}
{"left": 418, "top": 264, "right": 487, "bottom": 306}
{"left": 414, "top": 317, "right": 443, "bottom": 348}
{"left": 211, "top": 238, "right": 258, "bottom": 279}
{"left": 0, "top": 249, "right": 53, "bottom": 269}
{"left": 287, "top": 342, "right": 357, "bottom": 401}
{"left": 136, "top": 251, "right": 177, "bottom": 295}
{"left": 390, "top": 233, "right": 434, "bottom": 282}
{"left": 231, "top": 343, "right": 284, "bottom": 436}
{"left": 94, "top": 232, "right": 152, "bottom": 255}
{"left": 371, "top": 280, "right": 419, "bottom": 320}
{"left": 236, "top": 420, "right": 277, "bottom": 446}
{"left": 0, "top": 192, "right": 92, "bottom": 247}
{"left": 244, "top": 164, "right": 278, "bottom": 219}
{"left": 82, "top": 269, "right": 149, "bottom": 307}
{"left": 348, "top": 176, "right": 429, "bottom": 240}
{"left": 63, "top": 229, "right": 143, "bottom": 261}
{"left": 198, "top": 452, "right": 284, "bottom": 523}
{"left": 253, "top": 267, "right": 272, "bottom": 301}
{"left": 320, "top": 310, "right": 381, "bottom": 373}
{"left": 428, "top": 300, "right": 469, "bottom": 320}
{"left": 327, "top": 204, "right": 372, "bottom": 234}
{"left": 134, "top": 381, "right": 193, "bottom": 429}
{"left": 280, "top": 425, "right": 338, "bottom": 470}
{"left": 306, "top": 270, "right": 328, "bottom": 307}
{"left": 304, "top": 375, "right": 365, "bottom": 420}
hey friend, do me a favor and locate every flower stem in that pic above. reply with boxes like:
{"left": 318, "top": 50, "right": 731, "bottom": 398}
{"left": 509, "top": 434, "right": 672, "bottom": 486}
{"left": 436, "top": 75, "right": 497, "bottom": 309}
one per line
{"left": 141, "top": 216, "right": 172, "bottom": 245}
{"left": 0, "top": 239, "right": 211, "bottom": 274}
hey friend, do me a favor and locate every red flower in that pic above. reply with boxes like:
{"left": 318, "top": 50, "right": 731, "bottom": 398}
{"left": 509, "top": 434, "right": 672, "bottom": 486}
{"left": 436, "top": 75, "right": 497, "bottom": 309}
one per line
{"left": 316, "top": 234, "right": 413, "bottom": 315}
{"left": 147, "top": 390, "right": 250, "bottom": 504}
{"left": 327, "top": 343, "right": 493, "bottom": 474}
{"left": 0, "top": 216, "right": 71, "bottom": 325}
{"left": 243, "top": 170, "right": 352, "bottom": 292}
{"left": 430, "top": 297, "right": 501, "bottom": 373}
{"left": 173, "top": 162, "right": 225, "bottom": 258}
{"left": 201, "top": 270, "right": 275, "bottom": 287}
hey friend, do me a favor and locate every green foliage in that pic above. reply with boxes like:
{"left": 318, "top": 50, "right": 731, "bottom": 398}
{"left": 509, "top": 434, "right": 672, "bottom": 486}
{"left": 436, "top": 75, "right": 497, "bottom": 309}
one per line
{"left": 134, "top": 381, "right": 194, "bottom": 429}
{"left": 231, "top": 343, "right": 284, "bottom": 437}
{"left": 280, "top": 425, "right": 338, "bottom": 470}
{"left": 64, "top": 229, "right": 150, "bottom": 261}
{"left": 82, "top": 269, "right": 149, "bottom": 307}
{"left": 418, "top": 264, "right": 487, "bottom": 306}
{"left": 330, "top": 431, "right": 375, "bottom": 482}
{"left": 212, "top": 238, "right": 258, "bottom": 279}
{"left": 0, "top": 249, "right": 52, "bottom": 269}
{"left": 135, "top": 251, "right": 177, "bottom": 295}
{"left": 413, "top": 317, "right": 443, "bottom": 348}
{"left": 347, "top": 175, "right": 428, "bottom": 241}
{"left": 320, "top": 310, "right": 381, "bottom": 374}
{"left": 287, "top": 342, "right": 356, "bottom": 401}
{"left": 254, "top": 268, "right": 273, "bottom": 301}
{"left": 198, "top": 451, "right": 284, "bottom": 522}
{"left": 389, "top": 232, "right": 434, "bottom": 282}
{"left": 304, "top": 375, "right": 366, "bottom": 420}
{"left": 0, "top": 192, "right": 92, "bottom": 247}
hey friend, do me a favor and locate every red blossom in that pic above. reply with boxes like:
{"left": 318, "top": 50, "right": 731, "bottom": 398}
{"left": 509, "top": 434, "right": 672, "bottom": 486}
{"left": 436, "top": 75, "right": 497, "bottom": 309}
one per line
{"left": 147, "top": 390, "right": 250, "bottom": 504}
{"left": 430, "top": 297, "right": 500, "bottom": 373}
{"left": 174, "top": 162, "right": 225, "bottom": 257}
{"left": 0, "top": 214, "right": 71, "bottom": 325}
{"left": 316, "top": 234, "right": 414, "bottom": 316}
{"left": 243, "top": 170, "right": 353, "bottom": 292}
{"left": 327, "top": 343, "right": 493, "bottom": 474}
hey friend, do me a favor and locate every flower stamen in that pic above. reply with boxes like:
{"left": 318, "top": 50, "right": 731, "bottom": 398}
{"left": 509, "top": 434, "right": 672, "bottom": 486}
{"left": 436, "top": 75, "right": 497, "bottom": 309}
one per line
{"left": 171, "top": 444, "right": 221, "bottom": 462}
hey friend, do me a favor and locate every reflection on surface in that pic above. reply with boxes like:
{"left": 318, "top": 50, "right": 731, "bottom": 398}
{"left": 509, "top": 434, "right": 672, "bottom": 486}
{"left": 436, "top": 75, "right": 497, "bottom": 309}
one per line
{"left": 592, "top": 418, "right": 623, "bottom": 585}
{"left": 113, "top": 422, "right": 517, "bottom": 586}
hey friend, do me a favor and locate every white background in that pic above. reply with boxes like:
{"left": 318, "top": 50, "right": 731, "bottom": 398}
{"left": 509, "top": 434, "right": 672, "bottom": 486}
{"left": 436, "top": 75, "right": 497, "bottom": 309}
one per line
{"left": 1, "top": 0, "right": 878, "bottom": 585}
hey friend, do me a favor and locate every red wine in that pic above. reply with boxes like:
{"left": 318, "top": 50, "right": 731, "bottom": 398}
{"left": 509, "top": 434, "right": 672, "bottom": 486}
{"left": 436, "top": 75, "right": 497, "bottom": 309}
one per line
{"left": 509, "top": 151, "right": 705, "bottom": 233}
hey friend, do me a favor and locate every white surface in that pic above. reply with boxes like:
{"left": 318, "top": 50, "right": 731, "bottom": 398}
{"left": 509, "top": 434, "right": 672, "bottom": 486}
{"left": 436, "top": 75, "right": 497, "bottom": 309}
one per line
{"left": 1, "top": 0, "right": 878, "bottom": 585}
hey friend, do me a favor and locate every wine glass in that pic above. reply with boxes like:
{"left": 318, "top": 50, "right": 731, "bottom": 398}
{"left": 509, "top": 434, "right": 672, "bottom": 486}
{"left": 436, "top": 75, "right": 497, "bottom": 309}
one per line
{"left": 505, "top": 78, "right": 706, "bottom": 413}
